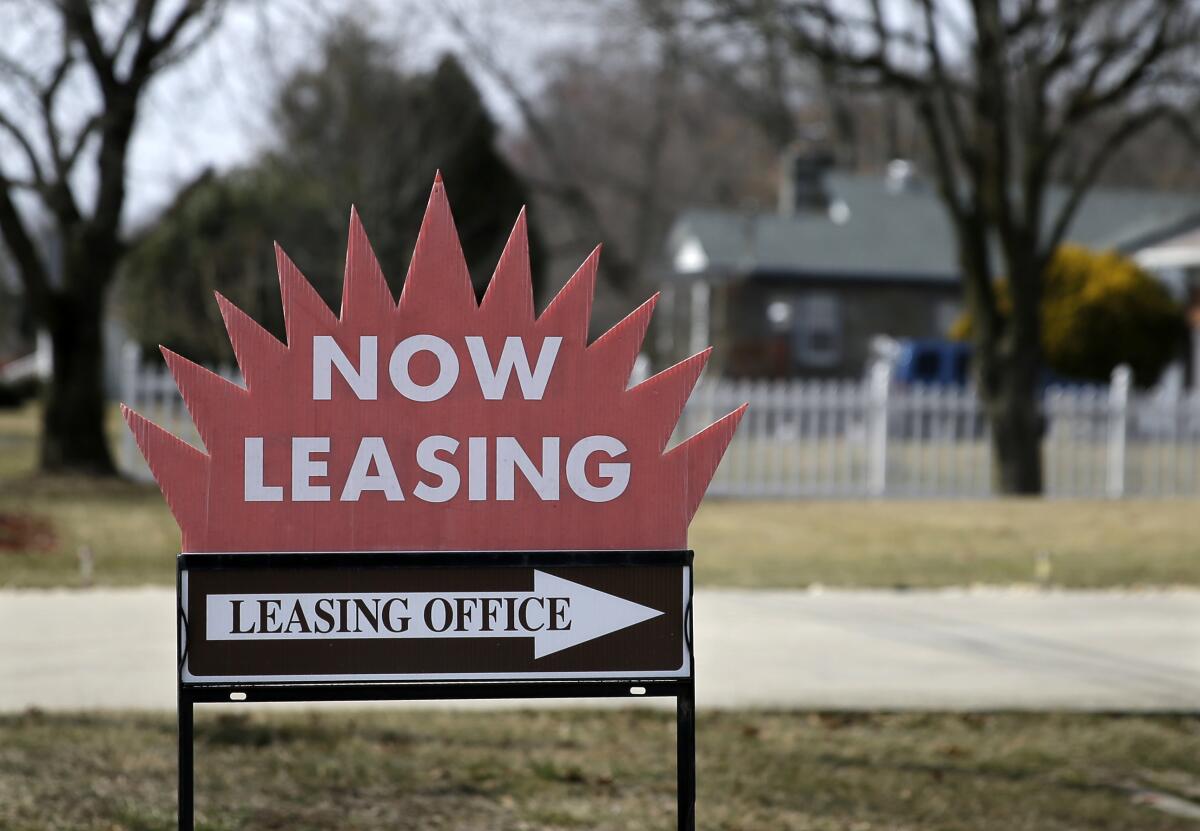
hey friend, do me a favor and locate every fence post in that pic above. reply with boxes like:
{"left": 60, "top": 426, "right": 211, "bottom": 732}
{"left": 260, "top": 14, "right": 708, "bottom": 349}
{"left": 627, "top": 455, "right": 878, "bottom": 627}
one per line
{"left": 1106, "top": 364, "right": 1131, "bottom": 499}
{"left": 118, "top": 343, "right": 141, "bottom": 476}
{"left": 35, "top": 329, "right": 54, "bottom": 378}
{"left": 866, "top": 360, "right": 891, "bottom": 497}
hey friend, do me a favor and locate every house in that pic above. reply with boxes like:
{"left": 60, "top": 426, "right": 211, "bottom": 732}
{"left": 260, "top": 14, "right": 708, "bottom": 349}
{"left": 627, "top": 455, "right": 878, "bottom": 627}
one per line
{"left": 1132, "top": 225, "right": 1200, "bottom": 381}
{"left": 661, "top": 158, "right": 1200, "bottom": 380}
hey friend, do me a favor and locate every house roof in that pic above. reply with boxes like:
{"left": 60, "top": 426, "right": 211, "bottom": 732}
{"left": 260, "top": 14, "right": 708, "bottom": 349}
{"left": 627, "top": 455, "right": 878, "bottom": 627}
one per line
{"left": 667, "top": 172, "right": 1200, "bottom": 283}
{"left": 1135, "top": 226, "right": 1200, "bottom": 271}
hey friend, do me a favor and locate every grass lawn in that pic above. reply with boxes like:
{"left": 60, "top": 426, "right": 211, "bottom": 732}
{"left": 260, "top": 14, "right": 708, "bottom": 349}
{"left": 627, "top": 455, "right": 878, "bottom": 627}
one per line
{"left": 1, "top": 709, "right": 1197, "bottom": 830}
{"left": 692, "top": 498, "right": 1200, "bottom": 589}
{"left": 1, "top": 403, "right": 1198, "bottom": 589}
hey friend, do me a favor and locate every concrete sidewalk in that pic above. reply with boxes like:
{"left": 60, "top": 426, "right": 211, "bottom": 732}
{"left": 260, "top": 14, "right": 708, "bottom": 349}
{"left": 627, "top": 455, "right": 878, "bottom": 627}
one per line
{"left": 1, "top": 587, "right": 1197, "bottom": 711}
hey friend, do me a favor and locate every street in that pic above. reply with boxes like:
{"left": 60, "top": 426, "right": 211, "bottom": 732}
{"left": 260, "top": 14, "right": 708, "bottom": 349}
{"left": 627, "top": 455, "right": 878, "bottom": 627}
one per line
{"left": 2, "top": 586, "right": 1197, "bottom": 711}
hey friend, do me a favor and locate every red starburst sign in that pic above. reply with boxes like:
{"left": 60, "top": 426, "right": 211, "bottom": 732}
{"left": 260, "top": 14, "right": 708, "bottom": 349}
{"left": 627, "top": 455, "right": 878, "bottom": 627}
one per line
{"left": 124, "top": 174, "right": 744, "bottom": 554}
{"left": 139, "top": 177, "right": 738, "bottom": 830}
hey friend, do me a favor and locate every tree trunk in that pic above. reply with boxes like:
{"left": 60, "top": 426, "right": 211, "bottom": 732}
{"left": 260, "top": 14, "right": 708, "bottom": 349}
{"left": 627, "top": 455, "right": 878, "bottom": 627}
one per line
{"left": 959, "top": 229, "right": 1045, "bottom": 495}
{"left": 39, "top": 289, "right": 116, "bottom": 475}
{"left": 985, "top": 365, "right": 1043, "bottom": 494}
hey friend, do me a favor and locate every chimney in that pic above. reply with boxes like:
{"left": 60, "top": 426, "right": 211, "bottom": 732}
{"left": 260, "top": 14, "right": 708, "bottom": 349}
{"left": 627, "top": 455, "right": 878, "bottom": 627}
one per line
{"left": 779, "top": 148, "right": 834, "bottom": 215}
{"left": 886, "top": 158, "right": 924, "bottom": 194}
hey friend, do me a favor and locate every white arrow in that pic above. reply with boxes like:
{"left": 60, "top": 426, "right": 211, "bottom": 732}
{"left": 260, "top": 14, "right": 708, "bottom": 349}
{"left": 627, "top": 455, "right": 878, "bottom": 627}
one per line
{"left": 528, "top": 571, "right": 664, "bottom": 657}
{"left": 205, "top": 571, "right": 664, "bottom": 659}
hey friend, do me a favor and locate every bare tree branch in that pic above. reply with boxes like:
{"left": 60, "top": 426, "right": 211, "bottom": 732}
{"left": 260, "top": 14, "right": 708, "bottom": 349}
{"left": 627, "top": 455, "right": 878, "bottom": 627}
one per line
{"left": 147, "top": 4, "right": 228, "bottom": 72}
{"left": 127, "top": 0, "right": 211, "bottom": 84}
{"left": 0, "top": 111, "right": 47, "bottom": 187}
{"left": 0, "top": 171, "right": 51, "bottom": 316}
{"left": 1045, "top": 104, "right": 1195, "bottom": 257}
{"left": 63, "top": 114, "right": 102, "bottom": 171}
{"left": 112, "top": 0, "right": 158, "bottom": 62}
{"left": 440, "top": 3, "right": 645, "bottom": 293}
{"left": 38, "top": 49, "right": 83, "bottom": 221}
{"left": 1060, "top": 6, "right": 1182, "bottom": 125}
{"left": 62, "top": 0, "right": 117, "bottom": 91}
{"left": 0, "top": 51, "right": 42, "bottom": 91}
{"left": 917, "top": 0, "right": 973, "bottom": 179}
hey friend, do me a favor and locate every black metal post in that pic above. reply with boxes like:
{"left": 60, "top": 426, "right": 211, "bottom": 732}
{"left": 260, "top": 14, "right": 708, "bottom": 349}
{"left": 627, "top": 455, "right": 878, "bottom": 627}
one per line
{"left": 179, "top": 688, "right": 194, "bottom": 831}
{"left": 173, "top": 551, "right": 697, "bottom": 828}
{"left": 677, "top": 683, "right": 696, "bottom": 831}
{"left": 178, "top": 558, "right": 194, "bottom": 831}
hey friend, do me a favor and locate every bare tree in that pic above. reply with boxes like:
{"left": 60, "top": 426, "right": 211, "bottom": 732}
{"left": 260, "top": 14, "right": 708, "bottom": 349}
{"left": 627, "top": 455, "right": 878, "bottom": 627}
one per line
{"left": 442, "top": 0, "right": 782, "bottom": 361}
{"left": 0, "top": 0, "right": 230, "bottom": 474}
{"left": 669, "top": 0, "right": 1200, "bottom": 493}
{"left": 442, "top": 2, "right": 674, "bottom": 304}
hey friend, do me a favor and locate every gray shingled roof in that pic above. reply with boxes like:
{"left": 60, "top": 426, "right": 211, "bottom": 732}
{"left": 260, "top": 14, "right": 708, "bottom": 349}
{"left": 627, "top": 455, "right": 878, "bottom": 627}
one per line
{"left": 667, "top": 173, "right": 1200, "bottom": 282}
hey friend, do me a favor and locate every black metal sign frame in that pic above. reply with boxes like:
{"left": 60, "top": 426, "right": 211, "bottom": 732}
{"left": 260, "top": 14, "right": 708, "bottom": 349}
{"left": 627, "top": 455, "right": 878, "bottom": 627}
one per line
{"left": 176, "top": 550, "right": 695, "bottom": 830}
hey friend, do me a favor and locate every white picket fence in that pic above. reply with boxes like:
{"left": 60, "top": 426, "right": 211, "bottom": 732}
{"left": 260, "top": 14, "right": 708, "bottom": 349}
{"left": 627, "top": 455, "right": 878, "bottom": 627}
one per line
{"left": 682, "top": 366, "right": 1200, "bottom": 499}
{"left": 117, "top": 347, "right": 240, "bottom": 483}
{"left": 118, "top": 348, "right": 1200, "bottom": 499}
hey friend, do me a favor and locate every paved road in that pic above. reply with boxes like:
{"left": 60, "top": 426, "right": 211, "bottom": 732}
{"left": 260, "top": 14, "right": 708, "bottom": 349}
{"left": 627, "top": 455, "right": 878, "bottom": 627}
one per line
{"left": 1, "top": 587, "right": 1197, "bottom": 711}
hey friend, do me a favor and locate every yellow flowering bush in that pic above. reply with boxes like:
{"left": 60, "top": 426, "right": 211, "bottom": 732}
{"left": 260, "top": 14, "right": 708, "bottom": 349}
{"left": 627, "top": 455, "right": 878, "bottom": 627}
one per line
{"left": 951, "top": 245, "right": 1187, "bottom": 386}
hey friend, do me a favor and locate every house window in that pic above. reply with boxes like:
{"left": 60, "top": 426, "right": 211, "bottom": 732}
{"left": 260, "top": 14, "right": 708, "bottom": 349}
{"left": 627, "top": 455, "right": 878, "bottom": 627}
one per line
{"left": 792, "top": 293, "right": 841, "bottom": 368}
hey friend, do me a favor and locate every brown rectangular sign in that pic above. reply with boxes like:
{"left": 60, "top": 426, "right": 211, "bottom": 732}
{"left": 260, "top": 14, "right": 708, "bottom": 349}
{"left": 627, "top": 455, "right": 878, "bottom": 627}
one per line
{"left": 180, "top": 553, "right": 691, "bottom": 685}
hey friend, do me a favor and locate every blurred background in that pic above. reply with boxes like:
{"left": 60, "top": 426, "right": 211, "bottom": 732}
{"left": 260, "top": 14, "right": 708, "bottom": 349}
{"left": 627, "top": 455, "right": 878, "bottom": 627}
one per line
{"left": 2, "top": 0, "right": 1200, "bottom": 499}
{"left": 0, "top": 1, "right": 1198, "bottom": 829}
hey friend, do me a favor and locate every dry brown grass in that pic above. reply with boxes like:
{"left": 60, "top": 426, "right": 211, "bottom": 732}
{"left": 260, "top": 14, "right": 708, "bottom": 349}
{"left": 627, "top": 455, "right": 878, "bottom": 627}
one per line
{"left": 691, "top": 498, "right": 1200, "bottom": 588}
{"left": 2, "top": 709, "right": 1198, "bottom": 831}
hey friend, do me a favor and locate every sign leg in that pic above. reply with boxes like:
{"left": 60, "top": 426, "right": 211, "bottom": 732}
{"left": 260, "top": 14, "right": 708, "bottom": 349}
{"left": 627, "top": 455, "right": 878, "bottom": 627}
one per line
{"left": 179, "top": 689, "right": 194, "bottom": 831}
{"left": 677, "top": 684, "right": 695, "bottom": 831}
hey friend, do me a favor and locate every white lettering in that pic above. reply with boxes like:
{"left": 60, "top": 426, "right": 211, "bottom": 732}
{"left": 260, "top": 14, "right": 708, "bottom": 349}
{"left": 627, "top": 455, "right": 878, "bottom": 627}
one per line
{"left": 240, "top": 435, "right": 629, "bottom": 504}
{"left": 468, "top": 436, "right": 487, "bottom": 501}
{"left": 292, "top": 437, "right": 331, "bottom": 502}
{"left": 566, "top": 436, "right": 629, "bottom": 502}
{"left": 244, "top": 437, "right": 283, "bottom": 501}
{"left": 466, "top": 336, "right": 561, "bottom": 400}
{"left": 496, "top": 437, "right": 560, "bottom": 501}
{"left": 413, "top": 435, "right": 460, "bottom": 502}
{"left": 341, "top": 437, "right": 404, "bottom": 501}
{"left": 388, "top": 335, "right": 459, "bottom": 402}
{"left": 312, "top": 335, "right": 376, "bottom": 400}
